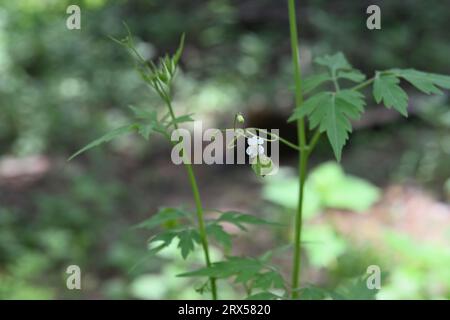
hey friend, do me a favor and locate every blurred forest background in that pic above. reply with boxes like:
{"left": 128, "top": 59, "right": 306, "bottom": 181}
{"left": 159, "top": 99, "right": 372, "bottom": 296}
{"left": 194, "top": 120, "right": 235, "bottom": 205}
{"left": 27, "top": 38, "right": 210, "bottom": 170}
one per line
{"left": 0, "top": 0, "right": 449, "bottom": 299}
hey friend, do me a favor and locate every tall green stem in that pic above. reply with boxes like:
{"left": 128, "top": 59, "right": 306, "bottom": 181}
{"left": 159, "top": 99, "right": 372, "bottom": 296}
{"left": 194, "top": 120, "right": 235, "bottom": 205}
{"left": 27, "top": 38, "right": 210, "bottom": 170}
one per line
{"left": 288, "top": 0, "right": 308, "bottom": 299}
{"left": 184, "top": 163, "right": 217, "bottom": 300}
{"left": 166, "top": 100, "right": 218, "bottom": 300}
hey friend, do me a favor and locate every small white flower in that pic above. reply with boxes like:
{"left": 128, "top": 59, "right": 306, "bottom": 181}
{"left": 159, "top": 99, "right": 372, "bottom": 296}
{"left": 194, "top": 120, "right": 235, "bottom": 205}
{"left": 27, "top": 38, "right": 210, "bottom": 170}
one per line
{"left": 246, "top": 136, "right": 265, "bottom": 158}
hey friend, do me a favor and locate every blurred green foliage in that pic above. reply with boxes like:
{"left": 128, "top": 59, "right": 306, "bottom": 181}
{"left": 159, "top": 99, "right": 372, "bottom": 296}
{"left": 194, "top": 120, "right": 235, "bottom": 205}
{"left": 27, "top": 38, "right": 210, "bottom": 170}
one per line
{"left": 0, "top": 0, "right": 449, "bottom": 299}
{"left": 262, "top": 162, "right": 449, "bottom": 299}
{"left": 2, "top": 0, "right": 450, "bottom": 155}
{"left": 263, "top": 162, "right": 381, "bottom": 218}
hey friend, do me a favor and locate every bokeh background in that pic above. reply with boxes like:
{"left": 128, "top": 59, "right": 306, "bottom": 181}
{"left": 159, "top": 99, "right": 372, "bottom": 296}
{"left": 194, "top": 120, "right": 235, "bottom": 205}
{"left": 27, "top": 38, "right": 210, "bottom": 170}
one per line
{"left": 0, "top": 0, "right": 449, "bottom": 299}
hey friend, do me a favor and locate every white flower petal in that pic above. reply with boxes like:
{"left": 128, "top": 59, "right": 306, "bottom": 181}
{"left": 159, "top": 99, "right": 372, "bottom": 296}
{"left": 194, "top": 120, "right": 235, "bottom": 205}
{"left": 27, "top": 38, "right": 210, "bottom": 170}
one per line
{"left": 247, "top": 136, "right": 258, "bottom": 146}
{"left": 246, "top": 146, "right": 257, "bottom": 157}
{"left": 257, "top": 137, "right": 264, "bottom": 145}
{"left": 257, "top": 145, "right": 265, "bottom": 155}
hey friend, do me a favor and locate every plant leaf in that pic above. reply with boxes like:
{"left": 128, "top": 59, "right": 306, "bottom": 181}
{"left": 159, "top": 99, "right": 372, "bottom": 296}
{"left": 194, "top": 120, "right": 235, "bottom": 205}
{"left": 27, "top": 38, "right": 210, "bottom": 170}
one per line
{"left": 128, "top": 106, "right": 168, "bottom": 139}
{"left": 206, "top": 223, "right": 232, "bottom": 250}
{"left": 217, "top": 211, "right": 281, "bottom": 231}
{"left": 391, "top": 69, "right": 450, "bottom": 94}
{"left": 173, "top": 33, "right": 186, "bottom": 66}
{"left": 137, "top": 124, "right": 155, "bottom": 140}
{"left": 129, "top": 105, "right": 156, "bottom": 120}
{"left": 290, "top": 90, "right": 365, "bottom": 161}
{"left": 179, "top": 257, "right": 285, "bottom": 291}
{"left": 253, "top": 271, "right": 285, "bottom": 290}
{"left": 302, "top": 73, "right": 331, "bottom": 94}
{"left": 68, "top": 124, "right": 139, "bottom": 160}
{"left": 315, "top": 52, "right": 352, "bottom": 73}
{"left": 147, "top": 227, "right": 200, "bottom": 259}
{"left": 177, "top": 229, "right": 200, "bottom": 259}
{"left": 148, "top": 231, "right": 178, "bottom": 254}
{"left": 178, "top": 257, "right": 263, "bottom": 280}
{"left": 337, "top": 69, "right": 366, "bottom": 83}
{"left": 296, "top": 286, "right": 329, "bottom": 300}
{"left": 373, "top": 74, "right": 408, "bottom": 116}
{"left": 427, "top": 73, "right": 450, "bottom": 89}
{"left": 134, "top": 207, "right": 190, "bottom": 230}
{"left": 167, "top": 114, "right": 195, "bottom": 127}
{"left": 288, "top": 92, "right": 329, "bottom": 123}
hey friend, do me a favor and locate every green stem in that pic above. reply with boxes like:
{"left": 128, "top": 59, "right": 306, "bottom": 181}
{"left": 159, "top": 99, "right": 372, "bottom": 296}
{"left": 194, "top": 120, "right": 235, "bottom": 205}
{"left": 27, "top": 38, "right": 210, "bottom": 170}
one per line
{"left": 307, "top": 129, "right": 322, "bottom": 156}
{"left": 350, "top": 70, "right": 395, "bottom": 91}
{"left": 288, "top": 0, "right": 306, "bottom": 148}
{"left": 184, "top": 163, "right": 217, "bottom": 300}
{"left": 288, "top": 0, "right": 308, "bottom": 299}
{"left": 332, "top": 70, "right": 341, "bottom": 92}
{"left": 166, "top": 100, "right": 218, "bottom": 300}
{"left": 292, "top": 149, "right": 308, "bottom": 299}
{"left": 350, "top": 77, "right": 375, "bottom": 91}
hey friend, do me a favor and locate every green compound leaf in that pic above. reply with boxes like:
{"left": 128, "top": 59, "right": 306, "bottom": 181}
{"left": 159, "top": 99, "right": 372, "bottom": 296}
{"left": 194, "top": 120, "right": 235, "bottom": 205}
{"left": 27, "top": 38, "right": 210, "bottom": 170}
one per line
{"left": 134, "top": 207, "right": 191, "bottom": 230}
{"left": 289, "top": 92, "right": 329, "bottom": 123}
{"left": 205, "top": 210, "right": 282, "bottom": 250}
{"left": 139, "top": 207, "right": 200, "bottom": 260}
{"left": 148, "top": 227, "right": 201, "bottom": 260}
{"left": 168, "top": 114, "right": 195, "bottom": 127}
{"left": 178, "top": 257, "right": 264, "bottom": 280}
{"left": 128, "top": 106, "right": 169, "bottom": 139}
{"left": 289, "top": 90, "right": 365, "bottom": 161}
{"left": 137, "top": 124, "right": 155, "bottom": 140}
{"left": 296, "top": 286, "right": 330, "bottom": 300}
{"left": 426, "top": 73, "right": 450, "bottom": 89}
{"left": 253, "top": 271, "right": 285, "bottom": 290}
{"left": 179, "top": 257, "right": 285, "bottom": 292}
{"left": 337, "top": 69, "right": 366, "bottom": 83}
{"left": 69, "top": 105, "right": 168, "bottom": 161}
{"left": 302, "top": 73, "right": 331, "bottom": 94}
{"left": 373, "top": 74, "right": 408, "bottom": 117}
{"left": 315, "top": 52, "right": 352, "bottom": 73}
{"left": 313, "top": 52, "right": 366, "bottom": 87}
{"left": 391, "top": 69, "right": 450, "bottom": 94}
{"left": 177, "top": 229, "right": 201, "bottom": 259}
{"left": 128, "top": 105, "right": 156, "bottom": 120}
{"left": 147, "top": 231, "right": 178, "bottom": 254}
{"left": 68, "top": 124, "right": 139, "bottom": 160}
{"left": 138, "top": 121, "right": 168, "bottom": 140}
{"left": 206, "top": 223, "right": 232, "bottom": 250}
{"left": 217, "top": 211, "right": 282, "bottom": 231}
